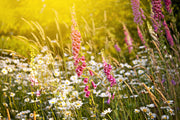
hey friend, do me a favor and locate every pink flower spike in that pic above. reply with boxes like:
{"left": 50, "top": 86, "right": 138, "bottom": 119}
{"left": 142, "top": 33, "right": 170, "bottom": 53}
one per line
{"left": 74, "top": 58, "right": 80, "bottom": 66}
{"left": 81, "top": 56, "right": 85, "bottom": 62}
{"left": 137, "top": 25, "right": 146, "bottom": 47}
{"left": 83, "top": 78, "right": 88, "bottom": 84}
{"left": 114, "top": 44, "right": 121, "bottom": 52}
{"left": 89, "top": 70, "right": 94, "bottom": 76}
{"left": 163, "top": 20, "right": 174, "bottom": 46}
{"left": 85, "top": 91, "right": 90, "bottom": 98}
{"left": 123, "top": 24, "right": 133, "bottom": 53}
{"left": 91, "top": 81, "right": 97, "bottom": 89}
{"left": 82, "top": 62, "right": 86, "bottom": 68}
{"left": 84, "top": 86, "right": 89, "bottom": 92}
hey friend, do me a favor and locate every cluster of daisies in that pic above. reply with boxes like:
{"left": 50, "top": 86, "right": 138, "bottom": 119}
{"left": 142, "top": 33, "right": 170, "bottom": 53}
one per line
{"left": 0, "top": 44, "right": 177, "bottom": 119}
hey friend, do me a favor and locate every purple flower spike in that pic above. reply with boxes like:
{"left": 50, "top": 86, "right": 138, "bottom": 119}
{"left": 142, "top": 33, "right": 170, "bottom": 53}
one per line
{"left": 164, "top": 0, "right": 172, "bottom": 14}
{"left": 171, "top": 80, "right": 176, "bottom": 85}
{"left": 131, "top": 0, "right": 143, "bottom": 24}
{"left": 151, "top": 0, "right": 164, "bottom": 32}
{"left": 163, "top": 20, "right": 174, "bottom": 46}
{"left": 162, "top": 79, "right": 165, "bottom": 84}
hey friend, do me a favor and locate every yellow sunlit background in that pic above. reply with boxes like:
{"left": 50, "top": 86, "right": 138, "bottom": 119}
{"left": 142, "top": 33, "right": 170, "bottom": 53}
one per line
{"left": 0, "top": 0, "right": 138, "bottom": 60}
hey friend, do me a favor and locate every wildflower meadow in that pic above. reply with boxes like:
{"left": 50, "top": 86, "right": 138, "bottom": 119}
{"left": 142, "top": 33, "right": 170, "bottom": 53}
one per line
{"left": 0, "top": 0, "right": 180, "bottom": 120}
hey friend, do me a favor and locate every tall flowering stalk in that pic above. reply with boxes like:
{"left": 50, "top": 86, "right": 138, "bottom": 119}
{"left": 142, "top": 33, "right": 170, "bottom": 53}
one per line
{"left": 74, "top": 56, "right": 86, "bottom": 77}
{"left": 71, "top": 6, "right": 90, "bottom": 98}
{"left": 137, "top": 25, "right": 146, "bottom": 47}
{"left": 164, "top": 0, "right": 172, "bottom": 14}
{"left": 71, "top": 11, "right": 81, "bottom": 60}
{"left": 114, "top": 44, "right": 121, "bottom": 52}
{"left": 102, "top": 56, "right": 116, "bottom": 87}
{"left": 71, "top": 7, "right": 87, "bottom": 77}
{"left": 123, "top": 24, "right": 133, "bottom": 53}
{"left": 151, "top": 0, "right": 164, "bottom": 32}
{"left": 131, "top": 0, "right": 143, "bottom": 24}
{"left": 163, "top": 20, "right": 174, "bottom": 46}
{"left": 140, "top": 8, "right": 146, "bottom": 20}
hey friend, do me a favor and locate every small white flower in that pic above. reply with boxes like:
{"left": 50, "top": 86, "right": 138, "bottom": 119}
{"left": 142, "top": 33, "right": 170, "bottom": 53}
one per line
{"left": 139, "top": 46, "right": 146, "bottom": 49}
{"left": 138, "top": 70, "right": 144, "bottom": 75}
{"left": 7, "top": 67, "right": 13, "bottom": 72}
{"left": 1, "top": 68, "right": 8, "bottom": 74}
{"left": 161, "top": 115, "right": 169, "bottom": 119}
{"left": 24, "top": 98, "right": 30, "bottom": 102}
{"left": 134, "top": 109, "right": 140, "bottom": 113}
{"left": 63, "top": 80, "right": 71, "bottom": 86}
{"left": 140, "top": 106, "right": 150, "bottom": 113}
{"left": 89, "top": 60, "right": 96, "bottom": 65}
{"left": 16, "top": 73, "right": 23, "bottom": 79}
{"left": 49, "top": 98, "right": 57, "bottom": 105}
{"left": 166, "top": 100, "right": 173, "bottom": 104}
{"left": 93, "top": 90, "right": 101, "bottom": 96}
{"left": 105, "top": 108, "right": 112, "bottom": 113}
{"left": 3, "top": 103, "right": 8, "bottom": 107}
{"left": 37, "top": 60, "right": 44, "bottom": 64}
{"left": 72, "top": 91, "right": 79, "bottom": 97}
{"left": 2, "top": 86, "right": 8, "bottom": 91}
{"left": 132, "top": 60, "right": 138, "bottom": 65}
{"left": 123, "top": 94, "right": 128, "bottom": 99}
{"left": 74, "top": 101, "right": 83, "bottom": 109}
{"left": 64, "top": 111, "right": 71, "bottom": 118}
{"left": 130, "top": 95, "right": 138, "bottom": 98}
{"left": 146, "top": 104, "right": 155, "bottom": 108}
{"left": 167, "top": 108, "right": 175, "bottom": 115}
{"left": 99, "top": 93, "right": 108, "bottom": 97}
{"left": 10, "top": 52, "right": 16, "bottom": 56}
{"left": 54, "top": 71, "right": 60, "bottom": 77}
{"left": 125, "top": 72, "right": 131, "bottom": 76}
{"left": 29, "top": 113, "right": 34, "bottom": 118}
{"left": 91, "top": 56, "right": 95, "bottom": 60}
{"left": 64, "top": 53, "right": 68, "bottom": 57}
{"left": 5, "top": 58, "right": 11, "bottom": 63}
{"left": 87, "top": 51, "right": 92, "bottom": 54}
{"left": 60, "top": 84, "right": 66, "bottom": 89}
{"left": 160, "top": 106, "right": 170, "bottom": 109}
{"left": 148, "top": 113, "right": 156, "bottom": 119}
{"left": 70, "top": 75, "right": 78, "bottom": 83}
{"left": 169, "top": 55, "right": 172, "bottom": 59}
{"left": 119, "top": 69, "right": 125, "bottom": 74}
{"left": 101, "top": 108, "right": 112, "bottom": 117}
{"left": 10, "top": 92, "right": 15, "bottom": 97}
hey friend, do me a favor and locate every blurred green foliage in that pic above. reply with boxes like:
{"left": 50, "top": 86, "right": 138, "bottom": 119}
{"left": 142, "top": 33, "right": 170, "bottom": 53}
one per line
{"left": 0, "top": 0, "right": 137, "bottom": 59}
